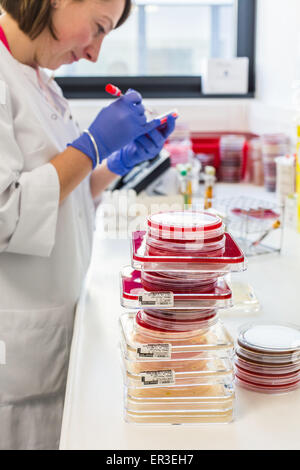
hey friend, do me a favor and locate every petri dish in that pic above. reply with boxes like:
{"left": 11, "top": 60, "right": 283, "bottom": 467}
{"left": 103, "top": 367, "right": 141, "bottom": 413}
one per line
{"left": 238, "top": 323, "right": 300, "bottom": 354}
{"left": 234, "top": 355, "right": 300, "bottom": 375}
{"left": 131, "top": 231, "right": 246, "bottom": 274}
{"left": 120, "top": 311, "right": 234, "bottom": 359}
{"left": 136, "top": 309, "right": 218, "bottom": 333}
{"left": 121, "top": 267, "right": 233, "bottom": 310}
{"left": 141, "top": 271, "right": 218, "bottom": 293}
{"left": 146, "top": 233, "right": 226, "bottom": 257}
{"left": 235, "top": 375, "right": 300, "bottom": 394}
{"left": 147, "top": 211, "right": 224, "bottom": 241}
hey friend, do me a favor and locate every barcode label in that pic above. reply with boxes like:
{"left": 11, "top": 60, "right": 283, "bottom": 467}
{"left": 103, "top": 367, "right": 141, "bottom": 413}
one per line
{"left": 136, "top": 343, "right": 172, "bottom": 359}
{"left": 138, "top": 292, "right": 174, "bottom": 307}
{"left": 140, "top": 370, "right": 176, "bottom": 386}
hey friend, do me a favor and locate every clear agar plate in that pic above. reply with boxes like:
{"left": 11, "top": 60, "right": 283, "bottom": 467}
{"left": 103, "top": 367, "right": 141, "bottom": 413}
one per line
{"left": 124, "top": 408, "right": 234, "bottom": 425}
{"left": 131, "top": 231, "right": 246, "bottom": 273}
{"left": 120, "top": 267, "right": 233, "bottom": 310}
{"left": 124, "top": 367, "right": 234, "bottom": 389}
{"left": 238, "top": 322, "right": 300, "bottom": 354}
{"left": 125, "top": 392, "right": 234, "bottom": 413}
{"left": 121, "top": 347, "right": 234, "bottom": 375}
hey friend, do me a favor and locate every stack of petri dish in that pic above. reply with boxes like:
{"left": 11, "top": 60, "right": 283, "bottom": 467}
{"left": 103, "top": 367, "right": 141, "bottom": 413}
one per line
{"left": 219, "top": 135, "right": 246, "bottom": 183}
{"left": 235, "top": 323, "right": 300, "bottom": 394}
{"left": 261, "top": 134, "right": 290, "bottom": 192}
{"left": 119, "top": 211, "right": 247, "bottom": 424}
{"left": 248, "top": 138, "right": 264, "bottom": 186}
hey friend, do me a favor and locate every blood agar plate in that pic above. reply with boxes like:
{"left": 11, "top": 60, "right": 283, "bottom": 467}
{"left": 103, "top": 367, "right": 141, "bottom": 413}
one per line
{"left": 131, "top": 231, "right": 246, "bottom": 273}
{"left": 147, "top": 211, "right": 224, "bottom": 241}
{"left": 121, "top": 267, "right": 233, "bottom": 310}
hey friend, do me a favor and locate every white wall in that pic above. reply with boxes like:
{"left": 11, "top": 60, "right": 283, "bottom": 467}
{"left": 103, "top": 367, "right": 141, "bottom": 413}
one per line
{"left": 249, "top": 0, "right": 300, "bottom": 139}
{"left": 70, "top": 0, "right": 300, "bottom": 140}
{"left": 255, "top": 0, "right": 300, "bottom": 107}
{"left": 69, "top": 98, "right": 250, "bottom": 134}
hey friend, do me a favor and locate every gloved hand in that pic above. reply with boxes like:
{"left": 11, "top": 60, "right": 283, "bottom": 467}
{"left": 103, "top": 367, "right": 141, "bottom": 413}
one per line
{"left": 68, "top": 89, "right": 161, "bottom": 168}
{"left": 107, "top": 114, "right": 176, "bottom": 176}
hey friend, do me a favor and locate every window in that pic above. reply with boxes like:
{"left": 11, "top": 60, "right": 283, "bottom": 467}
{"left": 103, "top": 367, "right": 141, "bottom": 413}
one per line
{"left": 56, "top": 0, "right": 256, "bottom": 98}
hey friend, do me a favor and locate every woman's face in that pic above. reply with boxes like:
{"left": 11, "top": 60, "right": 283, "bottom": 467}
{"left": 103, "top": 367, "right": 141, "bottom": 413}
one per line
{"left": 36, "top": 0, "right": 125, "bottom": 69}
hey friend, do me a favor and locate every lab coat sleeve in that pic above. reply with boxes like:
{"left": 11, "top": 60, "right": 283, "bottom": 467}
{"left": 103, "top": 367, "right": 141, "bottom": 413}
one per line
{"left": 0, "top": 82, "right": 60, "bottom": 257}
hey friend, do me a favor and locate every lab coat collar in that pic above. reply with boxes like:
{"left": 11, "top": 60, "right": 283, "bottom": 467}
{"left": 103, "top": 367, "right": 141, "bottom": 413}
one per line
{"left": 0, "top": 42, "right": 71, "bottom": 121}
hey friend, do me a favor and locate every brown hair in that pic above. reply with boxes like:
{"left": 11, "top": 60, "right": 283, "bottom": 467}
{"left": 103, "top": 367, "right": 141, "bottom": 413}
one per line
{"left": 0, "top": 0, "right": 132, "bottom": 40}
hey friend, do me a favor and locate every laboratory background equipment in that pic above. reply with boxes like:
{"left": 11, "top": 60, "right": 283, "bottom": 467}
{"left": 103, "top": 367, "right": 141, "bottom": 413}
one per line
{"left": 213, "top": 196, "right": 283, "bottom": 257}
{"left": 248, "top": 138, "right": 264, "bottom": 186}
{"left": 219, "top": 135, "right": 246, "bottom": 183}
{"left": 261, "top": 133, "right": 290, "bottom": 192}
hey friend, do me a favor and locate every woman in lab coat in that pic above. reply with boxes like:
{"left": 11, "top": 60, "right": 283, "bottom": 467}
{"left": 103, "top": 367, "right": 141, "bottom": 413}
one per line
{"left": 0, "top": 0, "right": 176, "bottom": 450}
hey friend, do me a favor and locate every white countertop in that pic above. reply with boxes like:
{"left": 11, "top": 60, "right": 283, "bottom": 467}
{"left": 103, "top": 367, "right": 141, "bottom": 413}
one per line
{"left": 59, "top": 185, "right": 300, "bottom": 450}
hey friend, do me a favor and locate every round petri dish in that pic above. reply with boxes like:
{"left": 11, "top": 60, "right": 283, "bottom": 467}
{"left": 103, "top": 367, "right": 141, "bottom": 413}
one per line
{"left": 138, "top": 309, "right": 218, "bottom": 333}
{"left": 146, "top": 243, "right": 225, "bottom": 258}
{"left": 143, "top": 308, "right": 217, "bottom": 322}
{"left": 141, "top": 271, "right": 218, "bottom": 293}
{"left": 234, "top": 362, "right": 300, "bottom": 385}
{"left": 235, "top": 375, "right": 300, "bottom": 394}
{"left": 146, "top": 233, "right": 226, "bottom": 257}
{"left": 235, "top": 346, "right": 299, "bottom": 366}
{"left": 234, "top": 356, "right": 300, "bottom": 375}
{"left": 238, "top": 322, "right": 300, "bottom": 354}
{"left": 147, "top": 211, "right": 224, "bottom": 240}
{"left": 136, "top": 310, "right": 218, "bottom": 334}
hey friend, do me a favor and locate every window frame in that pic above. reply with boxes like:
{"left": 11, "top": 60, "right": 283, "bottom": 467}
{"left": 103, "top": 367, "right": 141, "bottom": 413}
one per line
{"left": 56, "top": 0, "right": 256, "bottom": 99}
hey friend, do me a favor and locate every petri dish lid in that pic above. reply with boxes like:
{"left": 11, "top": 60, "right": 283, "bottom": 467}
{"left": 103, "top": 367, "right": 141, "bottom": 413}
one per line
{"left": 238, "top": 322, "right": 300, "bottom": 354}
{"left": 147, "top": 211, "right": 223, "bottom": 234}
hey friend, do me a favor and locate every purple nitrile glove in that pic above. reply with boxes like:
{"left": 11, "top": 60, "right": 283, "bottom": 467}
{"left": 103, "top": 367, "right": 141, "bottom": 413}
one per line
{"left": 68, "top": 89, "right": 161, "bottom": 168}
{"left": 107, "top": 114, "right": 177, "bottom": 176}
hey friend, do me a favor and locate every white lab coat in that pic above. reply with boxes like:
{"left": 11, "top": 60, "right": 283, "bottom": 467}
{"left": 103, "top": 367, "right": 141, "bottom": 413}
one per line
{"left": 0, "top": 43, "right": 95, "bottom": 449}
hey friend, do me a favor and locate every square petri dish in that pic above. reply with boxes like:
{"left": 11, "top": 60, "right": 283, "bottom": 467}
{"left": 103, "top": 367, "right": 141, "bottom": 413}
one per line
{"left": 121, "top": 342, "right": 234, "bottom": 375}
{"left": 124, "top": 385, "right": 235, "bottom": 424}
{"left": 125, "top": 392, "right": 234, "bottom": 413}
{"left": 120, "top": 312, "right": 234, "bottom": 360}
{"left": 124, "top": 371, "right": 235, "bottom": 405}
{"left": 124, "top": 408, "right": 234, "bottom": 425}
{"left": 120, "top": 267, "right": 233, "bottom": 310}
{"left": 131, "top": 231, "right": 246, "bottom": 273}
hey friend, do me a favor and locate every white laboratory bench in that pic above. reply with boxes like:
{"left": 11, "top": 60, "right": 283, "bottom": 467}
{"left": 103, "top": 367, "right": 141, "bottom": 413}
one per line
{"left": 59, "top": 184, "right": 300, "bottom": 450}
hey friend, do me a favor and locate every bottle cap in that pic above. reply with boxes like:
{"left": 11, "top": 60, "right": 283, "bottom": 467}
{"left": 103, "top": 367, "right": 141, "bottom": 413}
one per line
{"left": 205, "top": 166, "right": 216, "bottom": 176}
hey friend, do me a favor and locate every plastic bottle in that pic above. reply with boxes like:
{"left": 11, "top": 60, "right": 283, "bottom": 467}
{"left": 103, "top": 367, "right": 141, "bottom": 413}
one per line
{"left": 177, "top": 165, "right": 192, "bottom": 206}
{"left": 204, "top": 166, "right": 216, "bottom": 210}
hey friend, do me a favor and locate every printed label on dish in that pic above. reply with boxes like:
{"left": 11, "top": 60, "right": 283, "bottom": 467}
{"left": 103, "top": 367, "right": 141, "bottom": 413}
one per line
{"left": 138, "top": 292, "right": 174, "bottom": 307}
{"left": 140, "top": 370, "right": 176, "bottom": 386}
{"left": 136, "top": 343, "right": 172, "bottom": 359}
